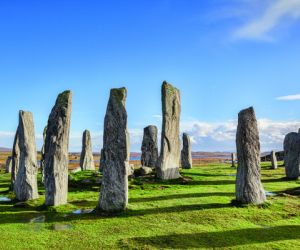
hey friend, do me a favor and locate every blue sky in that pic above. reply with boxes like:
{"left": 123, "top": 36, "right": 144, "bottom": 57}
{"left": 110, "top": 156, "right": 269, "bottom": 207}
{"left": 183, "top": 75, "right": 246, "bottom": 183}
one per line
{"left": 0, "top": 0, "right": 300, "bottom": 152}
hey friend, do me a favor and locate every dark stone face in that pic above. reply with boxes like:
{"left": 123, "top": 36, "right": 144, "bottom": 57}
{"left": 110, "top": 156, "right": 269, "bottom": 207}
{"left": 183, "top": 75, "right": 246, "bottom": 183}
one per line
{"left": 44, "top": 90, "right": 72, "bottom": 206}
{"left": 97, "top": 87, "right": 129, "bottom": 212}
{"left": 141, "top": 125, "right": 158, "bottom": 169}
{"left": 284, "top": 132, "right": 300, "bottom": 179}
{"left": 235, "top": 107, "right": 266, "bottom": 205}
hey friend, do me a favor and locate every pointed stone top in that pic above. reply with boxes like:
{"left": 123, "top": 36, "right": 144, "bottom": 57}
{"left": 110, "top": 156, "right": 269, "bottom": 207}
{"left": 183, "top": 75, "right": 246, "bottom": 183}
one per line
{"left": 55, "top": 90, "right": 72, "bottom": 107}
{"left": 162, "top": 81, "right": 179, "bottom": 92}
{"left": 110, "top": 88, "right": 127, "bottom": 104}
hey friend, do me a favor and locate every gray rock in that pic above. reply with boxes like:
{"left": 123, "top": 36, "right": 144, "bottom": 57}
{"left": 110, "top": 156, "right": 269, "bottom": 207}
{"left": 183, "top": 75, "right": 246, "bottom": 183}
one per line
{"left": 181, "top": 133, "right": 192, "bottom": 169}
{"left": 156, "top": 81, "right": 181, "bottom": 180}
{"left": 97, "top": 88, "right": 130, "bottom": 212}
{"left": 5, "top": 156, "right": 12, "bottom": 173}
{"left": 99, "top": 148, "right": 105, "bottom": 172}
{"left": 141, "top": 126, "right": 158, "bottom": 169}
{"left": 284, "top": 132, "right": 300, "bottom": 179}
{"left": 231, "top": 153, "right": 236, "bottom": 168}
{"left": 44, "top": 91, "right": 72, "bottom": 206}
{"left": 12, "top": 111, "right": 39, "bottom": 201}
{"left": 40, "top": 126, "right": 47, "bottom": 183}
{"left": 235, "top": 107, "right": 266, "bottom": 205}
{"left": 140, "top": 166, "right": 153, "bottom": 175}
{"left": 80, "top": 130, "right": 95, "bottom": 171}
{"left": 128, "top": 164, "right": 135, "bottom": 177}
{"left": 270, "top": 150, "right": 278, "bottom": 170}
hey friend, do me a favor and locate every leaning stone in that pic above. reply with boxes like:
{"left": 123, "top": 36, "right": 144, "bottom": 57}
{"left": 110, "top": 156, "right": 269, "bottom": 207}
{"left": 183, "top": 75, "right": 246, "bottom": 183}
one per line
{"left": 270, "top": 151, "right": 278, "bottom": 170}
{"left": 140, "top": 166, "right": 153, "bottom": 175}
{"left": 235, "top": 107, "right": 266, "bottom": 205}
{"left": 97, "top": 88, "right": 130, "bottom": 212}
{"left": 12, "top": 111, "right": 39, "bottom": 201}
{"left": 141, "top": 125, "right": 158, "bottom": 169}
{"left": 284, "top": 132, "right": 300, "bottom": 179}
{"left": 80, "top": 130, "right": 95, "bottom": 171}
{"left": 44, "top": 90, "right": 72, "bottom": 206}
{"left": 5, "top": 156, "right": 12, "bottom": 173}
{"left": 156, "top": 81, "right": 181, "bottom": 180}
{"left": 181, "top": 133, "right": 192, "bottom": 169}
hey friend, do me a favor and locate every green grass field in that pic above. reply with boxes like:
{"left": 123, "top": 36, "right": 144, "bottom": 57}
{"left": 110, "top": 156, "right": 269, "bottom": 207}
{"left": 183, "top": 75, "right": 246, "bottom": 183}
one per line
{"left": 1, "top": 162, "right": 300, "bottom": 249}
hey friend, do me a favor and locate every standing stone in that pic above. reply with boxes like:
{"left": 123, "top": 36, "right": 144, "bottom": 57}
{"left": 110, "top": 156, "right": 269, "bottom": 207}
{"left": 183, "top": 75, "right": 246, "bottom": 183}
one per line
{"left": 5, "top": 156, "right": 12, "bottom": 173}
{"left": 298, "top": 128, "right": 300, "bottom": 134}
{"left": 40, "top": 126, "right": 47, "bottom": 183}
{"left": 231, "top": 153, "right": 236, "bottom": 168}
{"left": 80, "top": 130, "right": 95, "bottom": 171}
{"left": 235, "top": 107, "right": 266, "bottom": 205}
{"left": 99, "top": 148, "right": 105, "bottom": 172}
{"left": 44, "top": 91, "right": 72, "bottom": 206}
{"left": 270, "top": 150, "right": 277, "bottom": 169}
{"left": 97, "top": 88, "right": 130, "bottom": 212}
{"left": 156, "top": 81, "right": 181, "bottom": 180}
{"left": 181, "top": 133, "right": 192, "bottom": 169}
{"left": 12, "top": 111, "right": 39, "bottom": 201}
{"left": 141, "top": 125, "right": 158, "bottom": 169}
{"left": 284, "top": 132, "right": 300, "bottom": 179}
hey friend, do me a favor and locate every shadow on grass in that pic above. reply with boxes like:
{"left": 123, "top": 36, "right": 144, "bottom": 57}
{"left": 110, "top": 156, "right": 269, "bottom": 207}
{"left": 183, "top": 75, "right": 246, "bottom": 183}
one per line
{"left": 121, "top": 225, "right": 300, "bottom": 249}
{"left": 129, "top": 192, "right": 234, "bottom": 203}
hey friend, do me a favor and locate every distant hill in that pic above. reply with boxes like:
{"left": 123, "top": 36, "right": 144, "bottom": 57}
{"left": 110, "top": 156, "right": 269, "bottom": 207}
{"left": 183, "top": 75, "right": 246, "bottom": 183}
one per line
{"left": 0, "top": 147, "right": 11, "bottom": 152}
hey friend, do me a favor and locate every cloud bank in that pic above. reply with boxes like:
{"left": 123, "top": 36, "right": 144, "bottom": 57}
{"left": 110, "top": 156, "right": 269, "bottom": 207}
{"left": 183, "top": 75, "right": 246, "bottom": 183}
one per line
{"left": 276, "top": 94, "right": 300, "bottom": 101}
{"left": 1, "top": 118, "right": 299, "bottom": 152}
{"left": 233, "top": 0, "right": 300, "bottom": 40}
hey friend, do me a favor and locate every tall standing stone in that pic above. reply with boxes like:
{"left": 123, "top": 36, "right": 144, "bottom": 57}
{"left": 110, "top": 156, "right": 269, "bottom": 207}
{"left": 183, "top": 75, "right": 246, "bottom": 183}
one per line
{"left": 44, "top": 91, "right": 72, "bottom": 206}
{"left": 181, "top": 133, "right": 192, "bottom": 169}
{"left": 141, "top": 125, "right": 158, "bottom": 169}
{"left": 97, "top": 88, "right": 130, "bottom": 212}
{"left": 284, "top": 132, "right": 300, "bottom": 179}
{"left": 235, "top": 107, "right": 266, "bottom": 205}
{"left": 80, "top": 130, "right": 95, "bottom": 171}
{"left": 231, "top": 153, "right": 236, "bottom": 168}
{"left": 270, "top": 150, "right": 277, "bottom": 169}
{"left": 156, "top": 81, "right": 181, "bottom": 180}
{"left": 5, "top": 156, "right": 12, "bottom": 173}
{"left": 12, "top": 111, "right": 39, "bottom": 201}
{"left": 40, "top": 126, "right": 47, "bottom": 183}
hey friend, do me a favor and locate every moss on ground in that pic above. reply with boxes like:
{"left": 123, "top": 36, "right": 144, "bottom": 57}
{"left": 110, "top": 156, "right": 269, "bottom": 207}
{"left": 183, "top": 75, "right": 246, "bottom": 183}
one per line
{"left": 1, "top": 162, "right": 300, "bottom": 249}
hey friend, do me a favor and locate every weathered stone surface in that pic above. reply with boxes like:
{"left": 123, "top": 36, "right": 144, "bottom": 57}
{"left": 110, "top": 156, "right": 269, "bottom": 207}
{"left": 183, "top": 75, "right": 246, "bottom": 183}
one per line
{"left": 235, "top": 107, "right": 266, "bottom": 205}
{"left": 99, "top": 148, "right": 105, "bottom": 172}
{"left": 12, "top": 111, "right": 39, "bottom": 201}
{"left": 141, "top": 125, "right": 158, "bottom": 169}
{"left": 181, "top": 133, "right": 192, "bottom": 169}
{"left": 5, "top": 156, "right": 12, "bottom": 173}
{"left": 40, "top": 126, "right": 47, "bottom": 183}
{"left": 97, "top": 88, "right": 130, "bottom": 212}
{"left": 140, "top": 166, "right": 153, "bottom": 175}
{"left": 156, "top": 81, "right": 181, "bottom": 180}
{"left": 44, "top": 91, "right": 72, "bottom": 206}
{"left": 231, "top": 153, "right": 236, "bottom": 168}
{"left": 270, "top": 150, "right": 278, "bottom": 169}
{"left": 284, "top": 132, "right": 300, "bottom": 179}
{"left": 80, "top": 130, "right": 95, "bottom": 171}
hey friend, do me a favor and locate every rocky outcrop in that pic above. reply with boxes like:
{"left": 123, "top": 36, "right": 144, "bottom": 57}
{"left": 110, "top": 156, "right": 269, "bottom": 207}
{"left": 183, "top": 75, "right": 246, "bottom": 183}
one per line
{"left": 156, "top": 81, "right": 181, "bottom": 180}
{"left": 181, "top": 133, "right": 192, "bottom": 169}
{"left": 235, "top": 107, "right": 266, "bottom": 205}
{"left": 97, "top": 88, "right": 130, "bottom": 212}
{"left": 12, "top": 111, "right": 39, "bottom": 201}
{"left": 44, "top": 91, "right": 72, "bottom": 206}
{"left": 270, "top": 150, "right": 277, "bottom": 170}
{"left": 141, "top": 125, "right": 158, "bottom": 169}
{"left": 80, "top": 130, "right": 95, "bottom": 171}
{"left": 284, "top": 132, "right": 300, "bottom": 179}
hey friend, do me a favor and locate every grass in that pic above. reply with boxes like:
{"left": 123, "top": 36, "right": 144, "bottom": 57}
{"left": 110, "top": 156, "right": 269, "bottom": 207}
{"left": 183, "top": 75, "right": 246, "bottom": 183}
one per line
{"left": 1, "top": 161, "right": 300, "bottom": 249}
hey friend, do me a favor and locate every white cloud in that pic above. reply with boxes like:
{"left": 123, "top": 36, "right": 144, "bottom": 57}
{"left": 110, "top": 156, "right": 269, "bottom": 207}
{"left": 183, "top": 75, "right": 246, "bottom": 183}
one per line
{"left": 276, "top": 93, "right": 300, "bottom": 100}
{"left": 0, "top": 118, "right": 299, "bottom": 152}
{"left": 233, "top": 0, "right": 300, "bottom": 40}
